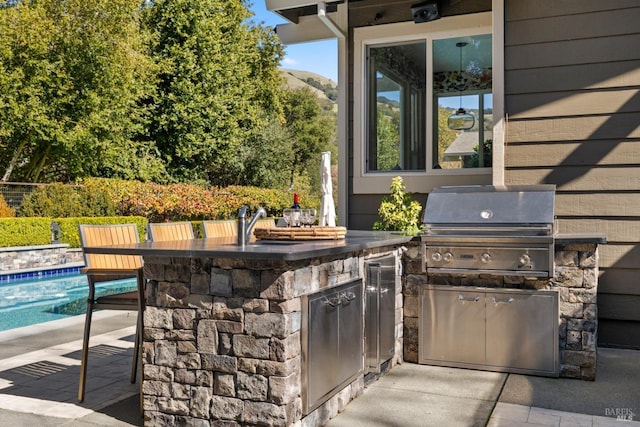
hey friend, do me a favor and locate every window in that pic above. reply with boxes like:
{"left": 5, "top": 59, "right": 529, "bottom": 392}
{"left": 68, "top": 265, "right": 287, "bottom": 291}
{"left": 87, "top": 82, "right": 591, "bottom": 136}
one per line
{"left": 367, "top": 42, "right": 426, "bottom": 172}
{"left": 433, "top": 35, "right": 492, "bottom": 170}
{"left": 353, "top": 14, "right": 494, "bottom": 194}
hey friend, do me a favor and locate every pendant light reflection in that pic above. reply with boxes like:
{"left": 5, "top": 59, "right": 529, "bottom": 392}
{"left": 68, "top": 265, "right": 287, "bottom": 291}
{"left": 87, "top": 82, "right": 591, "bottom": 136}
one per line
{"left": 447, "top": 41, "right": 475, "bottom": 131}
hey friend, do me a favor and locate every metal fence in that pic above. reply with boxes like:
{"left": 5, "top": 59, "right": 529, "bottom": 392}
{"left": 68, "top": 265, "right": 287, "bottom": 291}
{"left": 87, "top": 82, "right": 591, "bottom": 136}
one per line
{"left": 0, "top": 182, "right": 43, "bottom": 210}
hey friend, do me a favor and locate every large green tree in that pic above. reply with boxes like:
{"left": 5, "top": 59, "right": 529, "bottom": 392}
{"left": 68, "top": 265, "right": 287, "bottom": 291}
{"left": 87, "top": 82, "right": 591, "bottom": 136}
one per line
{"left": 238, "top": 117, "right": 294, "bottom": 189}
{"left": 143, "top": 0, "right": 284, "bottom": 186}
{"left": 282, "top": 87, "right": 333, "bottom": 189}
{"left": 0, "top": 0, "right": 162, "bottom": 182}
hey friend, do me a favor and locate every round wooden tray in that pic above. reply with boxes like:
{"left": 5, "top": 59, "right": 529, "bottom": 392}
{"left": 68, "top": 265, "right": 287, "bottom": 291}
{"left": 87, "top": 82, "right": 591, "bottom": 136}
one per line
{"left": 254, "top": 226, "right": 347, "bottom": 241}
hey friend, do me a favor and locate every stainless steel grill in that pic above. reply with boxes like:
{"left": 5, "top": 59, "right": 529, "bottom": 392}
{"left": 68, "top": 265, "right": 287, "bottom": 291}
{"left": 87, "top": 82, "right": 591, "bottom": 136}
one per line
{"left": 422, "top": 185, "right": 556, "bottom": 277}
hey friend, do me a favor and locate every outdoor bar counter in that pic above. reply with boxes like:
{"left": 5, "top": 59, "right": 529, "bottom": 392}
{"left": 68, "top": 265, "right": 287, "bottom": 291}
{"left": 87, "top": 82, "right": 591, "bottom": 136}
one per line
{"left": 83, "top": 230, "right": 413, "bottom": 426}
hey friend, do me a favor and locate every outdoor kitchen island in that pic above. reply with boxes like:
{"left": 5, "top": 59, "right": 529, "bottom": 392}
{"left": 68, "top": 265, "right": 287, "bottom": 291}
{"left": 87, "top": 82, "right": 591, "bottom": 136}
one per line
{"left": 83, "top": 230, "right": 412, "bottom": 426}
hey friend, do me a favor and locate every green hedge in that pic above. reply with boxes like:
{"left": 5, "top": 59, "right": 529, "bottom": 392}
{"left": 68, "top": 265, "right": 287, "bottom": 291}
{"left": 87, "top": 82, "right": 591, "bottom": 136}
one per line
{"left": 0, "top": 218, "right": 52, "bottom": 247}
{"left": 55, "top": 217, "right": 148, "bottom": 248}
{"left": 19, "top": 183, "right": 116, "bottom": 218}
{"left": 0, "top": 216, "right": 148, "bottom": 248}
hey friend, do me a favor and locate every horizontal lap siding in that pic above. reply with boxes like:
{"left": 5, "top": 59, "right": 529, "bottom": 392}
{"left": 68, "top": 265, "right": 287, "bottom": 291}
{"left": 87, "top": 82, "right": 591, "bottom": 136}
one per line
{"left": 348, "top": 193, "right": 427, "bottom": 230}
{"left": 505, "top": 0, "right": 640, "bottom": 348}
{"left": 348, "top": 194, "right": 385, "bottom": 230}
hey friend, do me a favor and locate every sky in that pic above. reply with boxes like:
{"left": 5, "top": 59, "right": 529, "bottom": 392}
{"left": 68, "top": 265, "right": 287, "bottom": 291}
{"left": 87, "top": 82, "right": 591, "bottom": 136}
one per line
{"left": 248, "top": 2, "right": 338, "bottom": 82}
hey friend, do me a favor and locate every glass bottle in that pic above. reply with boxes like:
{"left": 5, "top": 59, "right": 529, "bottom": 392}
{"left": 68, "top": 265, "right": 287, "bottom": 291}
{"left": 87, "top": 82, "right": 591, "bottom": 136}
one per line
{"left": 291, "top": 193, "right": 301, "bottom": 226}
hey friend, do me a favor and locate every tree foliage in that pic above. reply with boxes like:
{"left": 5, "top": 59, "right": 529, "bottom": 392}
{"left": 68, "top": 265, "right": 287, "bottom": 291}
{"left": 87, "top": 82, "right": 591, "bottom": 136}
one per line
{"left": 0, "top": 0, "right": 332, "bottom": 195}
{"left": 0, "top": 0, "right": 163, "bottom": 183}
{"left": 142, "top": 0, "right": 285, "bottom": 185}
{"left": 376, "top": 105, "right": 401, "bottom": 171}
{"left": 282, "top": 87, "right": 334, "bottom": 188}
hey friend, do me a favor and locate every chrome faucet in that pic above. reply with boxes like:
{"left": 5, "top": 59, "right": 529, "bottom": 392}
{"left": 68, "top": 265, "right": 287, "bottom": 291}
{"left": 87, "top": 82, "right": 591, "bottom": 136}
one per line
{"left": 237, "top": 205, "right": 267, "bottom": 247}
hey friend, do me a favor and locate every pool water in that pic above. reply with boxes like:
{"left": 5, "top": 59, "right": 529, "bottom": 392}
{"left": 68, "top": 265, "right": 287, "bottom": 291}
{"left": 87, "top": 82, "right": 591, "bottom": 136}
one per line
{"left": 0, "top": 273, "right": 137, "bottom": 332}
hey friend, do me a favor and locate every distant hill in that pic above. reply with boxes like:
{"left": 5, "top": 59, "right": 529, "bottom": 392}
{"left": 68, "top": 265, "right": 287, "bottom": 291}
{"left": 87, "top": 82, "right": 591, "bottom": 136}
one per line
{"left": 280, "top": 69, "right": 337, "bottom": 103}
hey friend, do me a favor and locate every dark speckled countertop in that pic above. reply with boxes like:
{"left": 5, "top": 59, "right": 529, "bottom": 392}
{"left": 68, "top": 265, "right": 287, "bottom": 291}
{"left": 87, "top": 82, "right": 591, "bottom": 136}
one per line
{"left": 81, "top": 230, "right": 413, "bottom": 262}
{"left": 555, "top": 233, "right": 606, "bottom": 244}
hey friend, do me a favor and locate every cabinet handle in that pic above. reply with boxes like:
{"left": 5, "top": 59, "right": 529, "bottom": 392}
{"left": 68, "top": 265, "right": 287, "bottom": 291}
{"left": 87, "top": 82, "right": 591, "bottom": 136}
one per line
{"left": 491, "top": 297, "right": 514, "bottom": 304}
{"left": 322, "top": 296, "right": 341, "bottom": 307}
{"left": 458, "top": 295, "right": 481, "bottom": 303}
{"left": 341, "top": 291, "right": 357, "bottom": 303}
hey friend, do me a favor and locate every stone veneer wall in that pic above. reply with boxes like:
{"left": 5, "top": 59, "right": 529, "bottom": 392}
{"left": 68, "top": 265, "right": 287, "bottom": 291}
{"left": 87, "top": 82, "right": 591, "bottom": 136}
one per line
{"left": 403, "top": 241, "right": 599, "bottom": 381}
{"left": 0, "top": 244, "right": 83, "bottom": 274}
{"left": 141, "top": 246, "right": 404, "bottom": 427}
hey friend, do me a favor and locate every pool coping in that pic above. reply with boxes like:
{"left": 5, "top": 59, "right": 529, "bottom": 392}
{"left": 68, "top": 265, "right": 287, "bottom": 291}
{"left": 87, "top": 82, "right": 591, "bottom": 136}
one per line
{"left": 0, "top": 311, "right": 128, "bottom": 343}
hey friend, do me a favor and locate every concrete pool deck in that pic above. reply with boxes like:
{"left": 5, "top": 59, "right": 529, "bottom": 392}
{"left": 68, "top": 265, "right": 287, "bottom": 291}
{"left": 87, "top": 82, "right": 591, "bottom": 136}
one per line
{"left": 0, "top": 312, "right": 140, "bottom": 426}
{"left": 0, "top": 312, "right": 638, "bottom": 426}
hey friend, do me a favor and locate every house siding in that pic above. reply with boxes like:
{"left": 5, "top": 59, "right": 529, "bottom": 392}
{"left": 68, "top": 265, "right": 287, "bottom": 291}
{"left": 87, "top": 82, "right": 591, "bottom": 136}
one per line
{"left": 344, "top": 0, "right": 639, "bottom": 347}
{"left": 504, "top": 0, "right": 640, "bottom": 348}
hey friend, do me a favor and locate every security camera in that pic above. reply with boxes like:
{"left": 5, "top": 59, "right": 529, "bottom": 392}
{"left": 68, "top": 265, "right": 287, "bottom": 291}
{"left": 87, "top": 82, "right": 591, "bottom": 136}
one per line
{"left": 411, "top": 1, "right": 440, "bottom": 23}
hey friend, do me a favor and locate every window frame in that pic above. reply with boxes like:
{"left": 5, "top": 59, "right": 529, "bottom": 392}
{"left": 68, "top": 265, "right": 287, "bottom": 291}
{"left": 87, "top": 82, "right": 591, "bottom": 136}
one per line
{"left": 353, "top": 12, "right": 494, "bottom": 194}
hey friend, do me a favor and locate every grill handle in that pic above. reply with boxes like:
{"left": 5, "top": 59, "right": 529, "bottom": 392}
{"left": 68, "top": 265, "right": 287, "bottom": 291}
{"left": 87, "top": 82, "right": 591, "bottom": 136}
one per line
{"left": 458, "top": 295, "right": 481, "bottom": 303}
{"left": 425, "top": 225, "right": 553, "bottom": 235}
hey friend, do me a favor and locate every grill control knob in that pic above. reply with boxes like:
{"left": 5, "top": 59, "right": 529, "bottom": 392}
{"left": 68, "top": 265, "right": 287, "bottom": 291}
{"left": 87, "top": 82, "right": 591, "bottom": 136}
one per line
{"left": 481, "top": 252, "right": 491, "bottom": 264}
{"left": 519, "top": 253, "right": 531, "bottom": 266}
{"left": 431, "top": 251, "right": 443, "bottom": 262}
{"left": 443, "top": 252, "right": 454, "bottom": 263}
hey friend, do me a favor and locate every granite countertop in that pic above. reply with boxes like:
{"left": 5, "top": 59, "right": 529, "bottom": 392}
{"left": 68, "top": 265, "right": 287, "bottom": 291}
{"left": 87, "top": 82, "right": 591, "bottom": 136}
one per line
{"left": 555, "top": 233, "right": 607, "bottom": 244}
{"left": 81, "top": 230, "right": 413, "bottom": 261}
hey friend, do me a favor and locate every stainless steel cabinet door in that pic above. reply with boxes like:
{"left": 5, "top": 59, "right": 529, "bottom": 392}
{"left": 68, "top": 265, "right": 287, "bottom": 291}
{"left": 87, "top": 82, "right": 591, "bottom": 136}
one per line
{"left": 420, "top": 288, "right": 485, "bottom": 365}
{"left": 486, "top": 292, "right": 557, "bottom": 373}
{"left": 337, "top": 281, "right": 364, "bottom": 384}
{"left": 365, "top": 256, "right": 396, "bottom": 373}
{"left": 307, "top": 289, "right": 340, "bottom": 408}
{"left": 379, "top": 263, "right": 396, "bottom": 363}
{"left": 304, "top": 279, "right": 364, "bottom": 414}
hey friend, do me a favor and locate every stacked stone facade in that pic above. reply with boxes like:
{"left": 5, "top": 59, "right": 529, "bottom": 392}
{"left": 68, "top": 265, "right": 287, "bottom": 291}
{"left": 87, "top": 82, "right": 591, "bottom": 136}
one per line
{"left": 141, "top": 247, "right": 402, "bottom": 426}
{"left": 0, "top": 244, "right": 83, "bottom": 274}
{"left": 402, "top": 240, "right": 599, "bottom": 381}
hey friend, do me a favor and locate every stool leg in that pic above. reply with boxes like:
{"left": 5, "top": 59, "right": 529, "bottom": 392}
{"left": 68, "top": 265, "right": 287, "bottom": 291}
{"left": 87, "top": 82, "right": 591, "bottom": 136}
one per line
{"left": 78, "top": 293, "right": 95, "bottom": 402}
{"left": 130, "top": 310, "right": 141, "bottom": 383}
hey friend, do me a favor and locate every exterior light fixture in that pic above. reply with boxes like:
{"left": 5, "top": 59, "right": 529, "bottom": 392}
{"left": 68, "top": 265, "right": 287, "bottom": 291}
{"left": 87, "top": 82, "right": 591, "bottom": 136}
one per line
{"left": 447, "top": 41, "right": 475, "bottom": 131}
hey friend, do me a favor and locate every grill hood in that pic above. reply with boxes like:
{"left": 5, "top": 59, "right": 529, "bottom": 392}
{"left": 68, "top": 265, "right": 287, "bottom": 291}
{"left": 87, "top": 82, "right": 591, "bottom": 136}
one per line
{"left": 423, "top": 185, "right": 556, "bottom": 230}
{"left": 421, "top": 185, "right": 557, "bottom": 277}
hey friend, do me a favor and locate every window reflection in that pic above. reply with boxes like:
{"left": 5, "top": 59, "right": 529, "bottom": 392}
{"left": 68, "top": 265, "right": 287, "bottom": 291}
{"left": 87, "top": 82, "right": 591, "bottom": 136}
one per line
{"left": 367, "top": 42, "right": 426, "bottom": 172}
{"left": 365, "top": 34, "right": 492, "bottom": 173}
{"left": 433, "top": 35, "right": 492, "bottom": 169}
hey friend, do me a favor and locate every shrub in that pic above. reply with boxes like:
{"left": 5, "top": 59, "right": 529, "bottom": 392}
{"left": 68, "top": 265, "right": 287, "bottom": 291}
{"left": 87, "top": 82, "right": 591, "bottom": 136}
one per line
{"left": 22, "top": 178, "right": 322, "bottom": 222}
{"left": 0, "top": 216, "right": 148, "bottom": 248}
{"left": 99, "top": 178, "right": 319, "bottom": 221}
{"left": 19, "top": 183, "right": 116, "bottom": 218}
{"left": 0, "top": 218, "right": 52, "bottom": 247}
{"left": 373, "top": 176, "right": 423, "bottom": 235}
{"left": 55, "top": 216, "right": 148, "bottom": 248}
{"left": 0, "top": 195, "right": 15, "bottom": 218}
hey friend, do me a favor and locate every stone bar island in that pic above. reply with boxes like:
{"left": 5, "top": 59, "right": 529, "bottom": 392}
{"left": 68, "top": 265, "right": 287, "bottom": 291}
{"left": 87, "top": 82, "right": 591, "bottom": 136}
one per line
{"left": 83, "top": 230, "right": 412, "bottom": 426}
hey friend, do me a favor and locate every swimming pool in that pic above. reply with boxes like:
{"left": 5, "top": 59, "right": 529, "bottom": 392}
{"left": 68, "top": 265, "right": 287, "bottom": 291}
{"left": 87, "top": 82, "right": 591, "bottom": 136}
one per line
{"left": 0, "top": 273, "right": 137, "bottom": 332}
